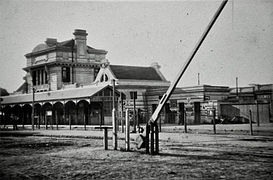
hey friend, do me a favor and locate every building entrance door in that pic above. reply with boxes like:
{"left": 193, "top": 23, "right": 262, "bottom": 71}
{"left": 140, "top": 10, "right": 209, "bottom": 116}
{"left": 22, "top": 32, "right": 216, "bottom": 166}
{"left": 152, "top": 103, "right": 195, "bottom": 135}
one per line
{"left": 194, "top": 102, "right": 201, "bottom": 124}
{"left": 90, "top": 102, "right": 102, "bottom": 125}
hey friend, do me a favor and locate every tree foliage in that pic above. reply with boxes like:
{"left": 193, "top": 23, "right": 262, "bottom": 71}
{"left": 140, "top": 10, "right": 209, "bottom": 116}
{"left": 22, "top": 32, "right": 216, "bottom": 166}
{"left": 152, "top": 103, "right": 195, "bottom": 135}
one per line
{"left": 0, "top": 87, "right": 9, "bottom": 96}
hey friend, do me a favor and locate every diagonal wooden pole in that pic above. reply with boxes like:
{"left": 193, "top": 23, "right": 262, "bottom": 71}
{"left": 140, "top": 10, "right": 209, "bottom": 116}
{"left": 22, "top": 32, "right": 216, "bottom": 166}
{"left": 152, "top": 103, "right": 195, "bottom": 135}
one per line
{"left": 145, "top": 0, "right": 229, "bottom": 154}
{"left": 149, "top": 0, "right": 229, "bottom": 124}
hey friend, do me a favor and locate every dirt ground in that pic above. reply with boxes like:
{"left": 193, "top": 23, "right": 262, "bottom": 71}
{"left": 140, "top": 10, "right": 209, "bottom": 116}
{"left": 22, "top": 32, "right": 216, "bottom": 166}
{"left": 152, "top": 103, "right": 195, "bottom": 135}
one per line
{"left": 0, "top": 130, "right": 273, "bottom": 179}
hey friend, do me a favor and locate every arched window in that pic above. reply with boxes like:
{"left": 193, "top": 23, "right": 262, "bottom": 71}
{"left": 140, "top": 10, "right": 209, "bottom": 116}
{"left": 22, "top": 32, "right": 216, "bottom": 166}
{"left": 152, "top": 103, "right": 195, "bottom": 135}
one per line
{"left": 104, "top": 74, "right": 109, "bottom": 82}
{"left": 100, "top": 73, "right": 109, "bottom": 82}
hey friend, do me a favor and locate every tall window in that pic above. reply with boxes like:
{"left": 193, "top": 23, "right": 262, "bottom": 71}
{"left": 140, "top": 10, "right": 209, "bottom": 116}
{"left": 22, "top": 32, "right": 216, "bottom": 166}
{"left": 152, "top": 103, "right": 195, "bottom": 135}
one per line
{"left": 41, "top": 70, "right": 44, "bottom": 84}
{"left": 45, "top": 70, "right": 48, "bottom": 84}
{"left": 32, "top": 69, "right": 48, "bottom": 86}
{"left": 104, "top": 74, "right": 108, "bottom": 82}
{"left": 62, "top": 67, "right": 71, "bottom": 83}
{"left": 37, "top": 70, "right": 40, "bottom": 85}
{"left": 100, "top": 73, "right": 109, "bottom": 82}
{"left": 32, "top": 71, "right": 37, "bottom": 85}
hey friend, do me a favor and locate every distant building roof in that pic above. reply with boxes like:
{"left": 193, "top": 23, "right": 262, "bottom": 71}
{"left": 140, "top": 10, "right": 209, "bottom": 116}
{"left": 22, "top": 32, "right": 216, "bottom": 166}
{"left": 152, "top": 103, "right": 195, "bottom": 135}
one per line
{"left": 109, "top": 65, "right": 163, "bottom": 81}
{"left": 32, "top": 43, "right": 49, "bottom": 53}
{"left": 15, "top": 82, "right": 28, "bottom": 94}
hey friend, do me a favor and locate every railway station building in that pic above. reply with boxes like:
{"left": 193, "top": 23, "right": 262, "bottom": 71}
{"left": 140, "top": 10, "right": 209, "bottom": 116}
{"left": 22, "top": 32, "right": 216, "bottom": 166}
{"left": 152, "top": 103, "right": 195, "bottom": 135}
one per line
{"left": 0, "top": 29, "right": 170, "bottom": 127}
{"left": 1, "top": 29, "right": 272, "bottom": 127}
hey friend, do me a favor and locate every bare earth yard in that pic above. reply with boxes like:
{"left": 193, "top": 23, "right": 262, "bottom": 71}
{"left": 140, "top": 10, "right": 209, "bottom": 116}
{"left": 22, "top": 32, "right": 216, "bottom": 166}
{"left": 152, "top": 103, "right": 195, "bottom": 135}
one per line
{"left": 0, "top": 128, "right": 273, "bottom": 179}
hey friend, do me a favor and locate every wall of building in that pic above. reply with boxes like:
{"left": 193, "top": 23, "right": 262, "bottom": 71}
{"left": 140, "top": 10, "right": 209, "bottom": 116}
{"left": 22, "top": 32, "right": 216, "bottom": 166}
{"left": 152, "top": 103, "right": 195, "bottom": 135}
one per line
{"left": 87, "top": 54, "right": 105, "bottom": 62}
{"left": 116, "top": 88, "right": 148, "bottom": 123}
{"left": 48, "top": 66, "right": 61, "bottom": 90}
{"left": 74, "top": 67, "right": 94, "bottom": 85}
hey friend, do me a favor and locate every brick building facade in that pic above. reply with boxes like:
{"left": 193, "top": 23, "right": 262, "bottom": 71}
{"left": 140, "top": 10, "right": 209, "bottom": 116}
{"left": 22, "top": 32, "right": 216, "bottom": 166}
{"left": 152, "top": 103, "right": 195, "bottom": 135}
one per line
{"left": 0, "top": 29, "right": 170, "bottom": 127}
{"left": 23, "top": 29, "right": 106, "bottom": 93}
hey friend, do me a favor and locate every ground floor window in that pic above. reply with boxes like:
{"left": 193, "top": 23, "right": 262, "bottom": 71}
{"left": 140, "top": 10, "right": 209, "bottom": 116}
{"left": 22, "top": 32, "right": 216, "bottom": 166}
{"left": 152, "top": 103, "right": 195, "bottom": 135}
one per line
{"left": 103, "top": 101, "right": 112, "bottom": 116}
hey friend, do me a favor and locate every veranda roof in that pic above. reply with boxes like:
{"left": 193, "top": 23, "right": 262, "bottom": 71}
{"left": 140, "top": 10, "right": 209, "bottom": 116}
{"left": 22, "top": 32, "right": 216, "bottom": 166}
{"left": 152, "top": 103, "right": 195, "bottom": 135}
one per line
{"left": 1, "top": 85, "right": 118, "bottom": 105}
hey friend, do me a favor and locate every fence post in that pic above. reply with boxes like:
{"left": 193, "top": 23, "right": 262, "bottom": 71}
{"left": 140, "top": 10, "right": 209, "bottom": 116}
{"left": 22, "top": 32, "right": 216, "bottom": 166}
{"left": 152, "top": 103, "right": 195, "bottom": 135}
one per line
{"left": 38, "top": 113, "right": 41, "bottom": 129}
{"left": 69, "top": 114, "right": 71, "bottom": 130}
{"left": 145, "top": 123, "right": 150, "bottom": 154}
{"left": 112, "top": 108, "right": 117, "bottom": 150}
{"left": 121, "top": 92, "right": 124, "bottom": 133}
{"left": 125, "top": 109, "right": 130, "bottom": 151}
{"left": 22, "top": 113, "right": 25, "bottom": 129}
{"left": 184, "top": 111, "right": 187, "bottom": 133}
{"left": 45, "top": 116, "right": 48, "bottom": 130}
{"left": 159, "top": 115, "right": 162, "bottom": 132}
{"left": 256, "top": 100, "right": 260, "bottom": 127}
{"left": 121, "top": 114, "right": 124, "bottom": 133}
{"left": 51, "top": 115, "right": 53, "bottom": 130}
{"left": 84, "top": 114, "right": 86, "bottom": 131}
{"left": 154, "top": 122, "right": 159, "bottom": 155}
{"left": 249, "top": 110, "right": 253, "bottom": 135}
{"left": 103, "top": 128, "right": 108, "bottom": 150}
{"left": 150, "top": 123, "right": 154, "bottom": 155}
{"left": 213, "top": 109, "right": 216, "bottom": 134}
{"left": 56, "top": 111, "right": 58, "bottom": 130}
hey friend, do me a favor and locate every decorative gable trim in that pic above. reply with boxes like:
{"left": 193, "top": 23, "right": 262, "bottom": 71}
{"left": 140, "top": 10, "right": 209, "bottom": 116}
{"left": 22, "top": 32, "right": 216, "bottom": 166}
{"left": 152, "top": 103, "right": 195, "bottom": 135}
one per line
{"left": 94, "top": 65, "right": 117, "bottom": 84}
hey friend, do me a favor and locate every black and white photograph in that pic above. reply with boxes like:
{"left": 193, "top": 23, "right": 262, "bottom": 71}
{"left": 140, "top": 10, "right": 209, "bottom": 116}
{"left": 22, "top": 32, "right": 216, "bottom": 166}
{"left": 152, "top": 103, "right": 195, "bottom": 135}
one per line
{"left": 0, "top": 0, "right": 272, "bottom": 179}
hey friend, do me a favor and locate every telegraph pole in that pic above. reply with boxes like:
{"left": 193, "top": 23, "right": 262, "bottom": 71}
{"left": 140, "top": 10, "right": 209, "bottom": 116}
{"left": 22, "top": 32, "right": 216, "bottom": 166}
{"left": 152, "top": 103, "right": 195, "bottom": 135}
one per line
{"left": 112, "top": 79, "right": 117, "bottom": 150}
{"left": 198, "top": 73, "right": 200, "bottom": 85}
{"left": 0, "top": 89, "right": 2, "bottom": 127}
{"left": 32, "top": 87, "right": 35, "bottom": 130}
{"left": 130, "top": 91, "right": 137, "bottom": 133}
{"left": 236, "top": 77, "right": 239, "bottom": 99}
{"left": 133, "top": 92, "right": 136, "bottom": 132}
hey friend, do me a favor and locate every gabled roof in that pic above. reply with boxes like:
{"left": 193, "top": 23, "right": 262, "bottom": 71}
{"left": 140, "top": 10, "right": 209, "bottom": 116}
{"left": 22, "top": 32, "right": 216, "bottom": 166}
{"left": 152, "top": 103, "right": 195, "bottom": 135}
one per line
{"left": 87, "top": 46, "right": 108, "bottom": 54}
{"left": 31, "top": 39, "right": 74, "bottom": 53}
{"left": 58, "top": 39, "right": 75, "bottom": 48}
{"left": 109, "top": 65, "right": 164, "bottom": 81}
{"left": 25, "top": 39, "right": 107, "bottom": 58}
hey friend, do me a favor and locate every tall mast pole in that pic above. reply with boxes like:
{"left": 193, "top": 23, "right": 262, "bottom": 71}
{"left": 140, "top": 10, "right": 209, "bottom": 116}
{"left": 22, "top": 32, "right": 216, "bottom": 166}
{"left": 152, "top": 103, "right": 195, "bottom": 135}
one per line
{"left": 149, "top": 0, "right": 229, "bottom": 124}
{"left": 198, "top": 73, "right": 200, "bottom": 85}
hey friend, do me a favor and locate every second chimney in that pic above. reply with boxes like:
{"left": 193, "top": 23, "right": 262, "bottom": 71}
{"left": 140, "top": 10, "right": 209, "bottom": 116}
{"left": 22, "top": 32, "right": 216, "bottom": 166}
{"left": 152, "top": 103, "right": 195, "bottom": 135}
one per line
{"left": 73, "top": 29, "right": 88, "bottom": 58}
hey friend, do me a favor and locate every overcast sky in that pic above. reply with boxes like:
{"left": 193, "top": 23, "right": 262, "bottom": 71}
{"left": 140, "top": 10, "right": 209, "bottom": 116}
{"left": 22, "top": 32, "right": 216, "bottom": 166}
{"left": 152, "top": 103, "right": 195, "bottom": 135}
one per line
{"left": 0, "top": 0, "right": 272, "bottom": 92}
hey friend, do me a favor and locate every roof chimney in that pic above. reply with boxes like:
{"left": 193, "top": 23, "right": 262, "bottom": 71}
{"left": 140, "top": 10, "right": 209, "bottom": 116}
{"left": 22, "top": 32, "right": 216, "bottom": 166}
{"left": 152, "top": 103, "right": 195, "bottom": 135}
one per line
{"left": 150, "top": 62, "right": 161, "bottom": 70}
{"left": 73, "top": 29, "right": 88, "bottom": 58}
{"left": 45, "top": 38, "right": 57, "bottom": 47}
{"left": 73, "top": 29, "right": 88, "bottom": 38}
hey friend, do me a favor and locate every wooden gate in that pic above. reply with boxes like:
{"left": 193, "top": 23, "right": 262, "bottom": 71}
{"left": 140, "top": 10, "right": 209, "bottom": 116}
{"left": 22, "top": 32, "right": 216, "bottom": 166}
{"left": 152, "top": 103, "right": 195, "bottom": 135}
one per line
{"left": 220, "top": 103, "right": 270, "bottom": 123}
